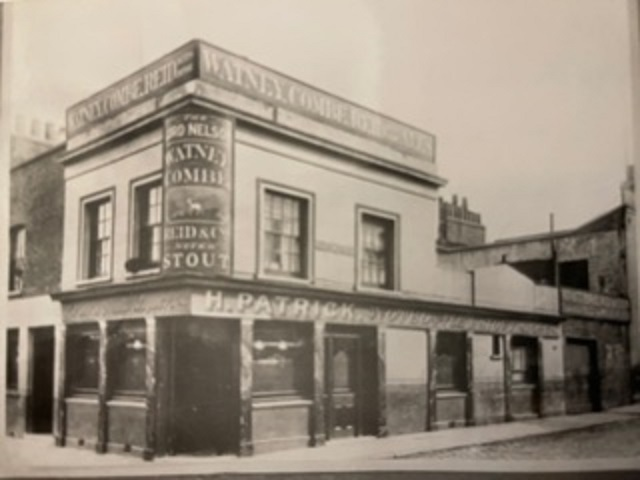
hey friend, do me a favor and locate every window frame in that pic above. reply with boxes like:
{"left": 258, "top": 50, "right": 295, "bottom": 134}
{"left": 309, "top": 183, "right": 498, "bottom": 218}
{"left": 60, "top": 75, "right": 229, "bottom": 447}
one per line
{"left": 252, "top": 320, "right": 312, "bottom": 399}
{"left": 78, "top": 189, "right": 114, "bottom": 285}
{"left": 510, "top": 336, "right": 539, "bottom": 385}
{"left": 8, "top": 225, "right": 26, "bottom": 295}
{"left": 435, "top": 331, "right": 468, "bottom": 392}
{"left": 257, "top": 181, "right": 314, "bottom": 283}
{"left": 108, "top": 320, "right": 147, "bottom": 398}
{"left": 128, "top": 173, "right": 163, "bottom": 277}
{"left": 356, "top": 206, "right": 399, "bottom": 291}
{"left": 66, "top": 323, "right": 101, "bottom": 396}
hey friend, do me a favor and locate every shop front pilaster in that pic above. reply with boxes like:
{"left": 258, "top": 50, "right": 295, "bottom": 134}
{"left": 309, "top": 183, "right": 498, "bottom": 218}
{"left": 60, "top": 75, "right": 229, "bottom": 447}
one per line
{"left": 239, "top": 317, "right": 253, "bottom": 456}
{"left": 312, "top": 321, "right": 325, "bottom": 446}
{"left": 54, "top": 324, "right": 67, "bottom": 446}
{"left": 143, "top": 316, "right": 157, "bottom": 461}
{"left": 96, "top": 321, "right": 109, "bottom": 454}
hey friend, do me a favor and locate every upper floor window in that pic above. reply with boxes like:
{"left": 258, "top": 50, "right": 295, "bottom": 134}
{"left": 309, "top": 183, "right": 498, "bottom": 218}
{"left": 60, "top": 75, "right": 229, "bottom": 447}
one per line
{"left": 263, "top": 189, "right": 310, "bottom": 278}
{"left": 130, "top": 179, "right": 163, "bottom": 271}
{"left": 559, "top": 259, "right": 589, "bottom": 291}
{"left": 360, "top": 212, "right": 396, "bottom": 289}
{"left": 81, "top": 194, "right": 113, "bottom": 280}
{"left": 9, "top": 226, "right": 26, "bottom": 293}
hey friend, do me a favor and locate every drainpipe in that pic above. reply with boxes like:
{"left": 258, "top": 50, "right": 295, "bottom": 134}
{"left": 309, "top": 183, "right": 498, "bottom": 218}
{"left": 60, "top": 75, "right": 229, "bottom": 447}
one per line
{"left": 469, "top": 270, "right": 476, "bottom": 307}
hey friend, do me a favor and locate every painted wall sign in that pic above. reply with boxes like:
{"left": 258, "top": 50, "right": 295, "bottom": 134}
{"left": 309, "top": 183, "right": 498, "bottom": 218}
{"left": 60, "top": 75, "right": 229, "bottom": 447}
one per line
{"left": 162, "top": 112, "right": 233, "bottom": 274}
{"left": 66, "top": 44, "right": 197, "bottom": 136}
{"left": 198, "top": 43, "right": 434, "bottom": 160}
{"left": 200, "top": 290, "right": 560, "bottom": 337}
{"left": 65, "top": 41, "right": 435, "bottom": 163}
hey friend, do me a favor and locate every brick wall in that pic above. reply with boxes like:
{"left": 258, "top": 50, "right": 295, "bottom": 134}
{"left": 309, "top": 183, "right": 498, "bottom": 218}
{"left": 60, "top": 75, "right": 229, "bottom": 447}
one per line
{"left": 10, "top": 146, "right": 65, "bottom": 296}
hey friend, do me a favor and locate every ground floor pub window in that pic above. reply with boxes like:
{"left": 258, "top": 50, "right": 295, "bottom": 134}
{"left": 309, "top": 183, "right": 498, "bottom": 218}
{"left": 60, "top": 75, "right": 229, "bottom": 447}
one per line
{"left": 67, "top": 324, "right": 100, "bottom": 395}
{"left": 435, "top": 331, "right": 467, "bottom": 391}
{"left": 253, "top": 321, "right": 312, "bottom": 398}
{"left": 511, "top": 336, "right": 538, "bottom": 384}
{"left": 109, "top": 320, "right": 146, "bottom": 397}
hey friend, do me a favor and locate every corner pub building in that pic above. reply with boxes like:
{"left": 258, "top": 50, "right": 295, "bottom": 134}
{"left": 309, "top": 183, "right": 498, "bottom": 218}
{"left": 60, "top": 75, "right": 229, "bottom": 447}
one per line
{"left": 34, "top": 39, "right": 583, "bottom": 459}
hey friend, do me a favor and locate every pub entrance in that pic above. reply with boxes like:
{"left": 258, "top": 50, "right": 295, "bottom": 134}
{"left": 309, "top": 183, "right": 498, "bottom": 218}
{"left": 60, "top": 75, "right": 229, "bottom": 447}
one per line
{"left": 165, "top": 318, "right": 239, "bottom": 455}
{"left": 565, "top": 338, "right": 601, "bottom": 414}
{"left": 324, "top": 326, "right": 377, "bottom": 440}
{"left": 28, "top": 326, "right": 54, "bottom": 433}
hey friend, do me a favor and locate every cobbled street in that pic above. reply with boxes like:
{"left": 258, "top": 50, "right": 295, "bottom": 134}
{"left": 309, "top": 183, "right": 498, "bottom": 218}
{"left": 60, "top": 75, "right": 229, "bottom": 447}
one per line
{"left": 407, "top": 418, "right": 640, "bottom": 461}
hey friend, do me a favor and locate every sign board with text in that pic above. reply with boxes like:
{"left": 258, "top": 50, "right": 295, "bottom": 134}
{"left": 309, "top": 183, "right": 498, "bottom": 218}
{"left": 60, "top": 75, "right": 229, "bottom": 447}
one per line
{"left": 162, "top": 112, "right": 233, "bottom": 274}
{"left": 65, "top": 41, "right": 435, "bottom": 164}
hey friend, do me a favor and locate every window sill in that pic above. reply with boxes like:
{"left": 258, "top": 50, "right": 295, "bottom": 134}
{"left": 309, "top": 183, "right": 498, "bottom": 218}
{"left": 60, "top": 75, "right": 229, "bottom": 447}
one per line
{"left": 107, "top": 398, "right": 146, "bottom": 408}
{"left": 6, "top": 389, "right": 20, "bottom": 397}
{"left": 8, "top": 290, "right": 23, "bottom": 298}
{"left": 355, "top": 284, "right": 399, "bottom": 296}
{"left": 253, "top": 397, "right": 313, "bottom": 409}
{"left": 435, "top": 389, "right": 467, "bottom": 398}
{"left": 76, "top": 276, "right": 112, "bottom": 288}
{"left": 257, "top": 271, "right": 313, "bottom": 286}
{"left": 490, "top": 355, "right": 503, "bottom": 361}
{"left": 66, "top": 396, "right": 99, "bottom": 404}
{"left": 126, "top": 268, "right": 161, "bottom": 280}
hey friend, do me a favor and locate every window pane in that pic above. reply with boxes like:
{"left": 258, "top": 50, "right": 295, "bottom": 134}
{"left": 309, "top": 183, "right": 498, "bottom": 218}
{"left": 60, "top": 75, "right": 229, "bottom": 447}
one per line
{"left": 253, "top": 322, "right": 311, "bottom": 396}
{"left": 135, "top": 181, "right": 163, "bottom": 265}
{"left": 436, "top": 331, "right": 467, "bottom": 390}
{"left": 85, "top": 198, "right": 111, "bottom": 278}
{"left": 110, "top": 321, "right": 147, "bottom": 395}
{"left": 263, "top": 190, "right": 307, "bottom": 277}
{"left": 361, "top": 214, "right": 394, "bottom": 289}
{"left": 67, "top": 326, "right": 100, "bottom": 392}
{"left": 9, "top": 227, "right": 26, "bottom": 292}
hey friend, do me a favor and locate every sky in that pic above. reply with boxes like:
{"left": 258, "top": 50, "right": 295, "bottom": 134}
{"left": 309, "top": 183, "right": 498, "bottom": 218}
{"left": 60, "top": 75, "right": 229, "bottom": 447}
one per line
{"left": 7, "top": 0, "right": 635, "bottom": 240}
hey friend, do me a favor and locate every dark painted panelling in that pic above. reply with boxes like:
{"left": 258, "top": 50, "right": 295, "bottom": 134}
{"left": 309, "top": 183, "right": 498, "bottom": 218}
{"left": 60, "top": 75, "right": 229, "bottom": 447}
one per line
{"left": 511, "top": 384, "right": 538, "bottom": 418}
{"left": 473, "top": 380, "right": 505, "bottom": 424}
{"left": 107, "top": 403, "right": 146, "bottom": 450}
{"left": 542, "top": 379, "right": 565, "bottom": 416}
{"left": 6, "top": 393, "right": 25, "bottom": 436}
{"left": 66, "top": 400, "right": 99, "bottom": 443}
{"left": 253, "top": 403, "right": 311, "bottom": 444}
{"left": 386, "top": 383, "right": 426, "bottom": 435}
{"left": 435, "top": 392, "right": 466, "bottom": 428}
{"left": 563, "top": 319, "right": 631, "bottom": 410}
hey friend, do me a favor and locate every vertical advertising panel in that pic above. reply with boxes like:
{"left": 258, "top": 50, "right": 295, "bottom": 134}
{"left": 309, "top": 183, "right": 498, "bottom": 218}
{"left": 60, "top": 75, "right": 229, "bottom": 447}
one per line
{"left": 163, "top": 112, "right": 233, "bottom": 275}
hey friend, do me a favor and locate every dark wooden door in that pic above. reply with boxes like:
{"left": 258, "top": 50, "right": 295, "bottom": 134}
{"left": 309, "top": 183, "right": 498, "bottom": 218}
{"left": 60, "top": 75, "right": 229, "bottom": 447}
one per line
{"left": 565, "top": 340, "right": 600, "bottom": 414}
{"left": 170, "top": 320, "right": 237, "bottom": 455}
{"left": 325, "top": 334, "right": 362, "bottom": 439}
{"left": 29, "top": 327, "right": 54, "bottom": 433}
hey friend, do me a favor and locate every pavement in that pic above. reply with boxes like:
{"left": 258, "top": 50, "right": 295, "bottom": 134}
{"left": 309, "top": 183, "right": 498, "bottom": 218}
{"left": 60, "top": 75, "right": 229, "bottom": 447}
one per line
{"left": 1, "top": 404, "right": 640, "bottom": 478}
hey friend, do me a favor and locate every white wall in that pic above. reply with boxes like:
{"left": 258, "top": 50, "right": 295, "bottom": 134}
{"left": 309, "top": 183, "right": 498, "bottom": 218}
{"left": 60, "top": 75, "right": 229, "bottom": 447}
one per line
{"left": 234, "top": 127, "right": 440, "bottom": 295}
{"left": 61, "top": 129, "right": 163, "bottom": 290}
{"left": 386, "top": 328, "right": 427, "bottom": 384}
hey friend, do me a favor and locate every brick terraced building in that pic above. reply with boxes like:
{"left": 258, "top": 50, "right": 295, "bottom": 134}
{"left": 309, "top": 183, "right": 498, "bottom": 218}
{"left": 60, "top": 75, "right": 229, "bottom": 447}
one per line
{"left": 4, "top": 40, "right": 635, "bottom": 459}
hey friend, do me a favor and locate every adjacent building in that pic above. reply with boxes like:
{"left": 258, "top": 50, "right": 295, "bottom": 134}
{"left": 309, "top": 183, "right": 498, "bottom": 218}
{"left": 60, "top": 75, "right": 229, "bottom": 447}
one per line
{"left": 4, "top": 39, "right": 635, "bottom": 459}
{"left": 6, "top": 121, "right": 65, "bottom": 437}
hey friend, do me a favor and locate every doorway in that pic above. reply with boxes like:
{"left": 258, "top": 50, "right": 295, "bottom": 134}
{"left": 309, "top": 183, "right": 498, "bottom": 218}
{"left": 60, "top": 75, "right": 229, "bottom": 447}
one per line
{"left": 28, "top": 327, "right": 54, "bottom": 433}
{"left": 168, "top": 318, "right": 238, "bottom": 455}
{"left": 324, "top": 327, "right": 377, "bottom": 440}
{"left": 565, "top": 338, "right": 601, "bottom": 414}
